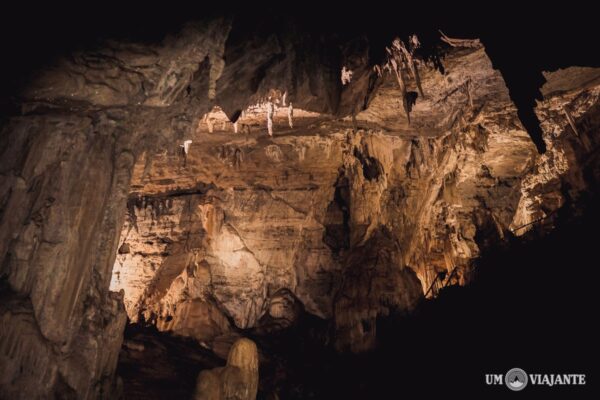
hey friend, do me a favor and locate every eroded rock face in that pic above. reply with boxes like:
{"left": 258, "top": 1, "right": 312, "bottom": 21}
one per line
{"left": 0, "top": 112, "right": 132, "bottom": 399}
{"left": 110, "top": 43, "right": 600, "bottom": 354}
{"left": 0, "top": 18, "right": 234, "bottom": 399}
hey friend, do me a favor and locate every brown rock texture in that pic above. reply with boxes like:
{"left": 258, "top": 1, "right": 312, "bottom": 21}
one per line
{"left": 1, "top": 13, "right": 599, "bottom": 399}
{"left": 0, "top": 18, "right": 234, "bottom": 398}
{"left": 109, "top": 42, "right": 600, "bottom": 354}
{"left": 194, "top": 337, "right": 259, "bottom": 400}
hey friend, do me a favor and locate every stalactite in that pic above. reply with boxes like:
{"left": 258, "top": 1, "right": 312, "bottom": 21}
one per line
{"left": 267, "top": 101, "right": 275, "bottom": 136}
{"left": 563, "top": 107, "right": 580, "bottom": 137}
{"left": 373, "top": 64, "right": 382, "bottom": 77}
{"left": 381, "top": 36, "right": 428, "bottom": 124}
{"left": 388, "top": 54, "right": 410, "bottom": 124}
{"left": 180, "top": 140, "right": 192, "bottom": 155}
{"left": 466, "top": 79, "right": 474, "bottom": 109}
{"left": 288, "top": 102, "right": 294, "bottom": 129}
{"left": 439, "top": 30, "right": 482, "bottom": 48}
{"left": 341, "top": 66, "right": 353, "bottom": 85}
{"left": 141, "top": 153, "right": 153, "bottom": 181}
{"left": 406, "top": 36, "right": 424, "bottom": 98}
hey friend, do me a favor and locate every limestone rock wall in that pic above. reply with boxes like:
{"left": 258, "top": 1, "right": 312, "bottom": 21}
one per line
{"left": 2, "top": 14, "right": 600, "bottom": 399}
{"left": 0, "top": 16, "right": 385, "bottom": 395}
{"left": 0, "top": 18, "right": 233, "bottom": 399}
{"left": 110, "top": 45, "right": 600, "bottom": 354}
{"left": 0, "top": 112, "right": 132, "bottom": 399}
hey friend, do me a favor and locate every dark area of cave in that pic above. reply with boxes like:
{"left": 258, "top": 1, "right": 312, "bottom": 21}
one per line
{"left": 1, "top": 3, "right": 599, "bottom": 399}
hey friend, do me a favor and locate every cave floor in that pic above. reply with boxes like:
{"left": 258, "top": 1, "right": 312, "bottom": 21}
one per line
{"left": 117, "top": 315, "right": 335, "bottom": 400}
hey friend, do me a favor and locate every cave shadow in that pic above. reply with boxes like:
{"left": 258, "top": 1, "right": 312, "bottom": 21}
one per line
{"left": 116, "top": 323, "right": 224, "bottom": 400}
{"left": 248, "top": 188, "right": 600, "bottom": 399}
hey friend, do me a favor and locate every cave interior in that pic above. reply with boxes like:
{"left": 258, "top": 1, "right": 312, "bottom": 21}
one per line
{"left": 0, "top": 4, "right": 599, "bottom": 399}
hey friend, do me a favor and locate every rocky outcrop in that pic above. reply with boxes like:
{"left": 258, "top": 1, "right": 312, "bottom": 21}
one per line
{"left": 0, "top": 111, "right": 131, "bottom": 399}
{"left": 0, "top": 286, "right": 126, "bottom": 399}
{"left": 1, "top": 15, "right": 369, "bottom": 396}
{"left": 0, "top": 18, "right": 234, "bottom": 399}
{"left": 110, "top": 44, "right": 600, "bottom": 355}
{"left": 194, "top": 337, "right": 259, "bottom": 400}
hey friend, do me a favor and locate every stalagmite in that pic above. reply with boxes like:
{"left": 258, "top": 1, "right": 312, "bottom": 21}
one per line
{"left": 194, "top": 338, "right": 259, "bottom": 400}
{"left": 288, "top": 102, "right": 294, "bottom": 128}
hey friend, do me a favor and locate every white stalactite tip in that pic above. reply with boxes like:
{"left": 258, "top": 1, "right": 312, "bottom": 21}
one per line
{"left": 180, "top": 140, "right": 192, "bottom": 155}
{"left": 288, "top": 102, "right": 294, "bottom": 129}
{"left": 341, "top": 66, "right": 353, "bottom": 85}
{"left": 267, "top": 101, "right": 275, "bottom": 136}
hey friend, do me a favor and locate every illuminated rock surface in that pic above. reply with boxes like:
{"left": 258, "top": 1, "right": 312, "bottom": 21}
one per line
{"left": 110, "top": 46, "right": 600, "bottom": 356}
{"left": 0, "top": 10, "right": 598, "bottom": 399}
{"left": 194, "top": 338, "right": 259, "bottom": 400}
